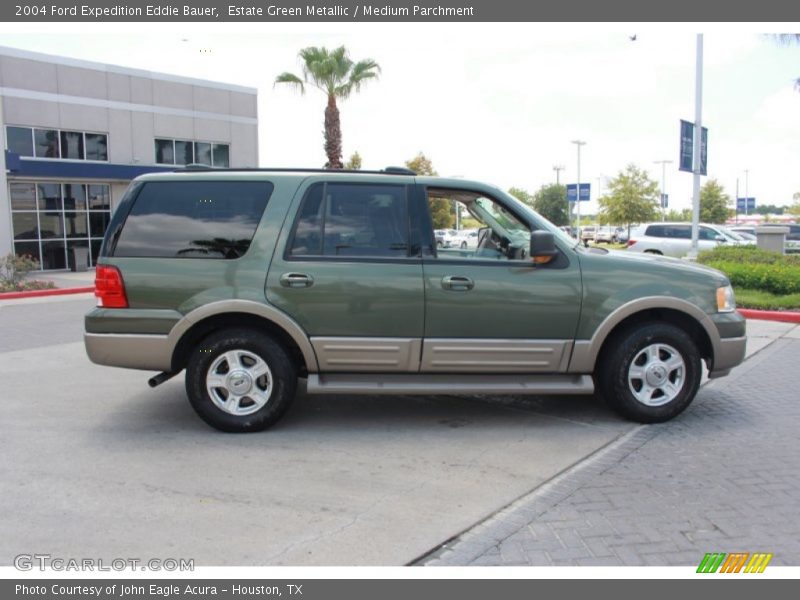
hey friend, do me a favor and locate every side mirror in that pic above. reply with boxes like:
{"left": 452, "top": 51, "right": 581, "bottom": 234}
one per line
{"left": 530, "top": 230, "right": 558, "bottom": 260}
{"left": 714, "top": 235, "right": 726, "bottom": 243}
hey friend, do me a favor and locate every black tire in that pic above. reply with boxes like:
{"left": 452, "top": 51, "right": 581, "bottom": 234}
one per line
{"left": 185, "top": 328, "right": 297, "bottom": 433}
{"left": 596, "top": 323, "right": 701, "bottom": 423}
{"left": 644, "top": 249, "right": 663, "bottom": 255}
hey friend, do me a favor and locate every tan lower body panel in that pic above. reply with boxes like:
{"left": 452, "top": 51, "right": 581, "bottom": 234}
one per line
{"left": 420, "top": 339, "right": 572, "bottom": 373}
{"left": 311, "top": 337, "right": 422, "bottom": 372}
{"left": 84, "top": 333, "right": 171, "bottom": 371}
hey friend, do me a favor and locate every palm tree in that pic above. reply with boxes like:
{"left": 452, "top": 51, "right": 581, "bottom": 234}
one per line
{"left": 275, "top": 46, "right": 380, "bottom": 169}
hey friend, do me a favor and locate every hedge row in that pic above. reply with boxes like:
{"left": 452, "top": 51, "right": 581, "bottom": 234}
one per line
{"left": 698, "top": 247, "right": 800, "bottom": 295}
{"left": 697, "top": 245, "right": 800, "bottom": 266}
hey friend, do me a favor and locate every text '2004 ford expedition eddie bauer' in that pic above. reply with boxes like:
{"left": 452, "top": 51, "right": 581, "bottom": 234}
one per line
{"left": 85, "top": 168, "right": 746, "bottom": 432}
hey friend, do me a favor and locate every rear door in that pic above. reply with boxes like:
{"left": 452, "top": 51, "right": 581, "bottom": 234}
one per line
{"left": 266, "top": 178, "right": 425, "bottom": 372}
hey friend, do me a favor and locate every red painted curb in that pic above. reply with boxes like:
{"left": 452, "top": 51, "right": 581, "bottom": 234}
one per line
{"left": 739, "top": 308, "right": 800, "bottom": 323}
{"left": 0, "top": 286, "right": 95, "bottom": 300}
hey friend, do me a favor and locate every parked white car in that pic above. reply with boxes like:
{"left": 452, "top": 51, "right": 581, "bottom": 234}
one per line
{"left": 450, "top": 228, "right": 480, "bottom": 249}
{"left": 626, "top": 222, "right": 747, "bottom": 257}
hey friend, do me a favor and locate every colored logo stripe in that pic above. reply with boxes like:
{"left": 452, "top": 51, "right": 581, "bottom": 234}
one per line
{"left": 697, "top": 552, "right": 772, "bottom": 573}
{"left": 744, "top": 553, "right": 773, "bottom": 573}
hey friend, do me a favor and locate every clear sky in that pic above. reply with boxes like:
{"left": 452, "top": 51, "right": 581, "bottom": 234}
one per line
{"left": 1, "top": 23, "right": 798, "bottom": 215}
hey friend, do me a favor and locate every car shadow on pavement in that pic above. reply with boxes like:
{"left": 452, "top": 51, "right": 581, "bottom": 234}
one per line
{"left": 97, "top": 376, "right": 626, "bottom": 438}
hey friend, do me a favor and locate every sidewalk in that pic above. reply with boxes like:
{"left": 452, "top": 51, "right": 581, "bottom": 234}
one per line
{"left": 26, "top": 268, "right": 96, "bottom": 289}
{"left": 421, "top": 322, "right": 800, "bottom": 566}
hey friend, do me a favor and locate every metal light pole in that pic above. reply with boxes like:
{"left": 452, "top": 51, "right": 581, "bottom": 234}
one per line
{"left": 572, "top": 140, "right": 586, "bottom": 234}
{"left": 744, "top": 169, "right": 750, "bottom": 216}
{"left": 689, "top": 34, "right": 703, "bottom": 259}
{"left": 553, "top": 165, "right": 564, "bottom": 185}
{"left": 654, "top": 160, "right": 672, "bottom": 222}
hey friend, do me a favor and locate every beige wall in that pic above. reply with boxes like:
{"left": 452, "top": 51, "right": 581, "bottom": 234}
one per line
{"left": 0, "top": 49, "right": 258, "bottom": 168}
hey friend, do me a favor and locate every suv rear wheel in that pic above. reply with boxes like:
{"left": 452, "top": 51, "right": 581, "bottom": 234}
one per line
{"left": 185, "top": 329, "right": 297, "bottom": 432}
{"left": 598, "top": 323, "right": 701, "bottom": 423}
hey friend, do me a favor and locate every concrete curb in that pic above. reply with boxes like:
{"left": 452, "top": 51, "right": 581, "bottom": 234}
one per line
{"left": 0, "top": 286, "right": 95, "bottom": 300}
{"left": 739, "top": 308, "right": 800, "bottom": 323}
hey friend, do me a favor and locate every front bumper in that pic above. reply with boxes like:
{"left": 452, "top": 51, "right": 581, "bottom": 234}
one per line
{"left": 709, "top": 335, "right": 746, "bottom": 378}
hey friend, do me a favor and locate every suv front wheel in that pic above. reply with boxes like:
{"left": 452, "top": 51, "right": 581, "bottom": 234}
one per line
{"left": 597, "top": 323, "right": 701, "bottom": 423}
{"left": 185, "top": 329, "right": 297, "bottom": 432}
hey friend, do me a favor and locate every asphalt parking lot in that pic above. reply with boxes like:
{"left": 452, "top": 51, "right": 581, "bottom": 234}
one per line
{"left": 0, "top": 294, "right": 794, "bottom": 566}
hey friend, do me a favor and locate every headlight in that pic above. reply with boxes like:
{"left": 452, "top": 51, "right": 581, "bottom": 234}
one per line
{"left": 716, "top": 284, "right": 736, "bottom": 313}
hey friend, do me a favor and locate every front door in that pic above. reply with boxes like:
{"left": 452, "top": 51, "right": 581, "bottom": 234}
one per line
{"left": 420, "top": 185, "right": 582, "bottom": 373}
{"left": 266, "top": 179, "right": 424, "bottom": 372}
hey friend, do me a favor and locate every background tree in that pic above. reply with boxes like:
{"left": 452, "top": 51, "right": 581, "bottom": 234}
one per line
{"left": 700, "top": 179, "right": 731, "bottom": 223}
{"left": 406, "top": 153, "right": 454, "bottom": 229}
{"left": 531, "top": 184, "right": 569, "bottom": 226}
{"left": 598, "top": 164, "right": 660, "bottom": 232}
{"left": 344, "top": 151, "right": 362, "bottom": 170}
{"left": 789, "top": 192, "right": 800, "bottom": 217}
{"left": 665, "top": 208, "right": 693, "bottom": 222}
{"left": 508, "top": 187, "right": 534, "bottom": 207}
{"left": 276, "top": 46, "right": 380, "bottom": 169}
{"left": 754, "top": 203, "right": 786, "bottom": 216}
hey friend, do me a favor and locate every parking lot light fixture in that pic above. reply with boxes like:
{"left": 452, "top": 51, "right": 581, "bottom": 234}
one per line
{"left": 571, "top": 140, "right": 586, "bottom": 234}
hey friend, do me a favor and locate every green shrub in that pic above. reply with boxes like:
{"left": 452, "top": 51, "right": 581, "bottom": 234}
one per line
{"left": 0, "top": 253, "right": 40, "bottom": 288}
{"left": 698, "top": 246, "right": 800, "bottom": 296}
{"left": 697, "top": 245, "right": 800, "bottom": 266}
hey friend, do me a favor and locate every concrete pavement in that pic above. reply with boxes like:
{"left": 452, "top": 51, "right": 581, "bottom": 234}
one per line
{"left": 421, "top": 321, "right": 800, "bottom": 566}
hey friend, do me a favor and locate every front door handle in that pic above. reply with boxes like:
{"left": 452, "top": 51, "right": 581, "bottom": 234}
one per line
{"left": 279, "top": 272, "right": 314, "bottom": 288}
{"left": 442, "top": 275, "right": 474, "bottom": 291}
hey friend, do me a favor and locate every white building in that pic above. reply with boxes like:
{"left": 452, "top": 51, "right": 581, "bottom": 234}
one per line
{"left": 0, "top": 45, "right": 258, "bottom": 270}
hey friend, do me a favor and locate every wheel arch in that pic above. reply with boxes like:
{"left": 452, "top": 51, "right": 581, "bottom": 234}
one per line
{"left": 569, "top": 297, "right": 718, "bottom": 373}
{"left": 167, "top": 300, "right": 318, "bottom": 375}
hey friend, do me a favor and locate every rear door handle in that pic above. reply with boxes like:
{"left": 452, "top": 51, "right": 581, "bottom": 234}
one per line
{"left": 279, "top": 272, "right": 314, "bottom": 288}
{"left": 441, "top": 275, "right": 474, "bottom": 291}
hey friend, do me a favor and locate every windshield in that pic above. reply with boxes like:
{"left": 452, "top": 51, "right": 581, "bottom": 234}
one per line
{"left": 720, "top": 227, "right": 746, "bottom": 242}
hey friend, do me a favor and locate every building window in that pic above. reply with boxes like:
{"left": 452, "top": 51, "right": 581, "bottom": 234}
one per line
{"left": 6, "top": 126, "right": 34, "bottom": 156}
{"left": 10, "top": 182, "right": 112, "bottom": 270}
{"left": 154, "top": 138, "right": 230, "bottom": 167}
{"left": 5, "top": 126, "right": 108, "bottom": 162}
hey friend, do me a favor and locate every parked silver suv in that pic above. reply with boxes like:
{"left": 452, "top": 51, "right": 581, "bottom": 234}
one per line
{"left": 626, "top": 222, "right": 745, "bottom": 257}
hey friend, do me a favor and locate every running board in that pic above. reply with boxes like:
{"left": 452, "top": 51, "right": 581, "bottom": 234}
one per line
{"left": 305, "top": 373, "right": 594, "bottom": 395}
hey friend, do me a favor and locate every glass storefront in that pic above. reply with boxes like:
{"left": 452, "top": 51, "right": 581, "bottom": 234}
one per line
{"left": 10, "top": 181, "right": 112, "bottom": 270}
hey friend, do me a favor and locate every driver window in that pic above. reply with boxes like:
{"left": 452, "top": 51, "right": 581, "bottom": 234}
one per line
{"left": 427, "top": 188, "right": 531, "bottom": 261}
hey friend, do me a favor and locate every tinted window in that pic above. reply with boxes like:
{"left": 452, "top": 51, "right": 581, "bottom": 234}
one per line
{"left": 645, "top": 225, "right": 665, "bottom": 237}
{"left": 6, "top": 126, "right": 33, "bottom": 156}
{"left": 663, "top": 225, "right": 690, "bottom": 239}
{"left": 699, "top": 227, "right": 719, "bottom": 241}
{"left": 34, "top": 129, "right": 59, "bottom": 158}
{"left": 114, "top": 181, "right": 272, "bottom": 259}
{"left": 289, "top": 183, "right": 409, "bottom": 258}
{"left": 85, "top": 133, "right": 107, "bottom": 161}
{"left": 60, "top": 131, "right": 84, "bottom": 159}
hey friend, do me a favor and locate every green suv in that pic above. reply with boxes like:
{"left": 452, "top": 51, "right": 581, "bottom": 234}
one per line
{"left": 85, "top": 168, "right": 746, "bottom": 432}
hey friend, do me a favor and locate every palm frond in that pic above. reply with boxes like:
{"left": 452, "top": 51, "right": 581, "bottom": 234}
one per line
{"left": 274, "top": 72, "right": 305, "bottom": 93}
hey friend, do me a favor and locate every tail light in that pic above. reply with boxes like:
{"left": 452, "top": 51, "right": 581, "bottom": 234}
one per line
{"left": 95, "top": 265, "right": 128, "bottom": 308}
{"left": 626, "top": 239, "right": 636, "bottom": 247}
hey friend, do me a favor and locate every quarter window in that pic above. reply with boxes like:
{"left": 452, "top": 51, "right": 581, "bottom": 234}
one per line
{"left": 114, "top": 181, "right": 272, "bottom": 259}
{"left": 289, "top": 183, "right": 409, "bottom": 258}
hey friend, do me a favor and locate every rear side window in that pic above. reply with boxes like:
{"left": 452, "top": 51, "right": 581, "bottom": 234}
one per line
{"left": 288, "top": 183, "right": 409, "bottom": 258}
{"left": 645, "top": 225, "right": 665, "bottom": 237}
{"left": 114, "top": 181, "right": 272, "bottom": 259}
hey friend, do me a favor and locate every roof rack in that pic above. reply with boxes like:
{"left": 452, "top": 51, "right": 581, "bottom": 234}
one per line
{"left": 175, "top": 165, "right": 418, "bottom": 175}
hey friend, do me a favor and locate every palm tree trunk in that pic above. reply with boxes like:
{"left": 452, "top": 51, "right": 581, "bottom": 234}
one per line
{"left": 324, "top": 95, "right": 343, "bottom": 169}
